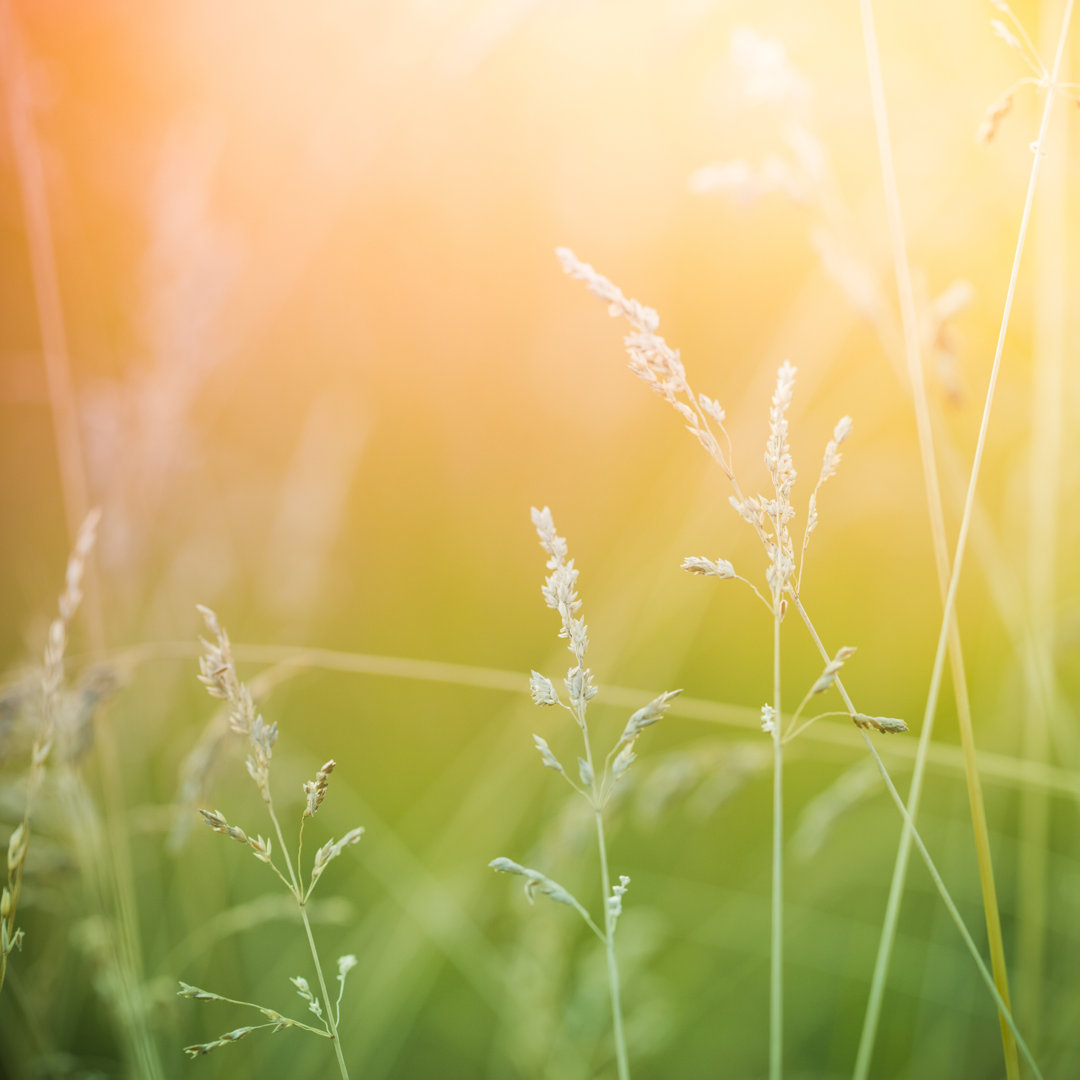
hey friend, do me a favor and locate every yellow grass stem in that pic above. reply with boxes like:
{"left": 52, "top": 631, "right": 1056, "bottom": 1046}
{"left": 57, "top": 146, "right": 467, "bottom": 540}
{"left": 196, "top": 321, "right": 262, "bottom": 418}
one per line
{"left": 791, "top": 598, "right": 1043, "bottom": 1080}
{"left": 770, "top": 610, "right": 783, "bottom": 1080}
{"left": 593, "top": 804, "right": 630, "bottom": 1080}
{"left": 88, "top": 639, "right": 1080, "bottom": 799}
{"left": 0, "top": 9, "right": 162, "bottom": 1074}
{"left": 853, "top": 2, "right": 1074, "bottom": 1072}
{"left": 1017, "top": 0, "right": 1071, "bottom": 1040}
{"left": 266, "top": 799, "right": 351, "bottom": 1080}
{"left": 856, "top": 0, "right": 1020, "bottom": 1072}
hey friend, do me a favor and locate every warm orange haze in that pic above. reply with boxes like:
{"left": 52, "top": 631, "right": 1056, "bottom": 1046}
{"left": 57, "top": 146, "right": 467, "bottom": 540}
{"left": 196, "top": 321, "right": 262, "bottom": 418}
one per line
{"left": 1, "top": 1, "right": 1078, "bottom": 1077}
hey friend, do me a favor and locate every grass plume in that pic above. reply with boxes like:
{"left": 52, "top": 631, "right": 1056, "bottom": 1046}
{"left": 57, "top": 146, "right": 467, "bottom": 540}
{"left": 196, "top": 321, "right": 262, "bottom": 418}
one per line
{"left": 181, "top": 606, "right": 362, "bottom": 1076}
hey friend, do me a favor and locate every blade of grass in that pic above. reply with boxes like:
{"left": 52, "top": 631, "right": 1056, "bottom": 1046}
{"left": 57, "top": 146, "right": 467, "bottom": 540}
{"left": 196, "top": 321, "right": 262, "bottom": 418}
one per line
{"left": 0, "top": 8, "right": 164, "bottom": 1074}
{"left": 856, "top": 0, "right": 1019, "bottom": 1072}
{"left": 92, "top": 640, "right": 1080, "bottom": 798}
{"left": 1017, "top": 0, "right": 1071, "bottom": 1040}
{"left": 770, "top": 610, "right": 783, "bottom": 1080}
{"left": 790, "top": 597, "right": 1043, "bottom": 1079}
{"left": 853, "top": 3, "right": 1075, "bottom": 1070}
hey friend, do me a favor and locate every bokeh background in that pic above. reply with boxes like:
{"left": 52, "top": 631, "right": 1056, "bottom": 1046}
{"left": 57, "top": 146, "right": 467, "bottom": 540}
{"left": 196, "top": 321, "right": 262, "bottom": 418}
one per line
{"left": 1, "top": 0, "right": 1078, "bottom": 1076}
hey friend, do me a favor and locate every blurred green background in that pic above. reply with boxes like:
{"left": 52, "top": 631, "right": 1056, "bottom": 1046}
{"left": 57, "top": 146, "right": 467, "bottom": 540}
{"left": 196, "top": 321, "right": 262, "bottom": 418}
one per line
{"left": 1, "top": 0, "right": 1078, "bottom": 1076}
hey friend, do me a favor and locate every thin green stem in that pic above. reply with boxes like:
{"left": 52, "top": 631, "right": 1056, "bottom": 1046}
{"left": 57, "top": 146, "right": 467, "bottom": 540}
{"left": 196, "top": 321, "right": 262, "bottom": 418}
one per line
{"left": 858, "top": 737, "right": 1044, "bottom": 1080}
{"left": 579, "top": 704, "right": 630, "bottom": 1080}
{"left": 1018, "top": 0, "right": 1070, "bottom": 1039}
{"left": 299, "top": 907, "right": 351, "bottom": 1079}
{"left": 594, "top": 808, "right": 630, "bottom": 1080}
{"left": 791, "top": 597, "right": 1043, "bottom": 1077}
{"left": 782, "top": 711, "right": 852, "bottom": 745}
{"left": 298, "top": 817, "right": 310, "bottom": 897}
{"left": 0, "top": 7, "right": 163, "bottom": 1073}
{"left": 267, "top": 801, "right": 351, "bottom": 1080}
{"left": 856, "top": 0, "right": 1021, "bottom": 1071}
{"left": 88, "top": 639, "right": 1080, "bottom": 797}
{"left": 853, "top": 1, "right": 1074, "bottom": 1070}
{"left": 770, "top": 610, "right": 783, "bottom": 1080}
{"left": 187, "top": 990, "right": 332, "bottom": 1038}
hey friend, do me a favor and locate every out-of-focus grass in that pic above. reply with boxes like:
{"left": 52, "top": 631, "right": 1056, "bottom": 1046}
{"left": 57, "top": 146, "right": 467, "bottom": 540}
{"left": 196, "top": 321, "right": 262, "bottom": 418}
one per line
{"left": 1, "top": 0, "right": 1079, "bottom": 1076}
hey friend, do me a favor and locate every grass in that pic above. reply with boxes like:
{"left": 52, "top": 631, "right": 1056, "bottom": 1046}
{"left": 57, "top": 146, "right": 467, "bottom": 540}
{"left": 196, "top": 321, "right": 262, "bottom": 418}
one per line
{"left": 490, "top": 506, "right": 681, "bottom": 1079}
{"left": 180, "top": 606, "right": 362, "bottom": 1075}
{"left": 855, "top": 2, "right": 1075, "bottom": 1076}
{"left": 1, "top": 2, "right": 1078, "bottom": 1077}
{"left": 555, "top": 236, "right": 1044, "bottom": 1075}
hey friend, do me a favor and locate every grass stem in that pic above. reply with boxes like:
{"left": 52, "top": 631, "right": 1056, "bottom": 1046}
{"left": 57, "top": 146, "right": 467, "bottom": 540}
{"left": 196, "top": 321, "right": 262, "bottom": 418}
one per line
{"left": 770, "top": 611, "right": 783, "bottom": 1080}
{"left": 790, "top": 596, "right": 1043, "bottom": 1078}
{"left": 268, "top": 802, "right": 351, "bottom": 1080}
{"left": 1017, "top": 0, "right": 1071, "bottom": 1038}
{"left": 853, "top": 1, "right": 1074, "bottom": 1073}
{"left": 856, "top": 0, "right": 1019, "bottom": 1071}
{"left": 594, "top": 807, "right": 630, "bottom": 1080}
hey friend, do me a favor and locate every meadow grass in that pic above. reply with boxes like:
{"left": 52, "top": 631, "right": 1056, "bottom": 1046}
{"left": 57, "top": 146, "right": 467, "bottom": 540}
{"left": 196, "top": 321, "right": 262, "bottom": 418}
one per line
{"left": 1, "top": 2, "right": 1078, "bottom": 1077}
{"left": 854, "top": 2, "right": 1075, "bottom": 1076}
{"left": 557, "top": 235, "right": 1049, "bottom": 1076}
{"left": 490, "top": 506, "right": 681, "bottom": 1079}
{"left": 180, "top": 606, "right": 362, "bottom": 1076}
{"left": 1, "top": 508, "right": 99, "bottom": 995}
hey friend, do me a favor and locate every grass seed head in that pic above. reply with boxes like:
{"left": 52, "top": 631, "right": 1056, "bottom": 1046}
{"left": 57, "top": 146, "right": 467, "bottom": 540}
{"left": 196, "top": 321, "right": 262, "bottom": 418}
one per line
{"left": 304, "top": 759, "right": 336, "bottom": 818}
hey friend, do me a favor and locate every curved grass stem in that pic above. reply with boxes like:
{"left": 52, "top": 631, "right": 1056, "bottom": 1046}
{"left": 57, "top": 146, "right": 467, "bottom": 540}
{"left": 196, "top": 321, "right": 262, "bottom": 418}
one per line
{"left": 267, "top": 802, "right": 351, "bottom": 1080}
{"left": 790, "top": 597, "right": 1042, "bottom": 1078}
{"left": 770, "top": 611, "right": 783, "bottom": 1080}
{"left": 854, "top": 0, "right": 1074, "bottom": 1074}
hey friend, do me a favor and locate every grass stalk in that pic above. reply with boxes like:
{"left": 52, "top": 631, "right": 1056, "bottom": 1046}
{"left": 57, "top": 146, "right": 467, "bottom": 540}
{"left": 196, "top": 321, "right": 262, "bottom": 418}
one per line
{"left": 494, "top": 510, "right": 669, "bottom": 1079}
{"left": 188, "top": 608, "right": 362, "bottom": 1071}
{"left": 258, "top": 766, "right": 351, "bottom": 1079}
{"left": 1017, "top": 0, "right": 1071, "bottom": 1038}
{"left": 853, "top": 2, "right": 1075, "bottom": 1073}
{"left": 593, "top": 805, "right": 630, "bottom": 1080}
{"left": 0, "top": 0, "right": 95, "bottom": 564}
{"left": 0, "top": 9, "right": 165, "bottom": 1074}
{"left": 856, "top": 0, "right": 1018, "bottom": 1072}
{"left": 770, "top": 611, "right": 783, "bottom": 1080}
{"left": 790, "top": 597, "right": 1043, "bottom": 1078}
{"left": 89, "top": 641, "right": 1080, "bottom": 800}
{"left": 577, "top": 688, "right": 630, "bottom": 1080}
{"left": 573, "top": 588, "right": 630, "bottom": 1080}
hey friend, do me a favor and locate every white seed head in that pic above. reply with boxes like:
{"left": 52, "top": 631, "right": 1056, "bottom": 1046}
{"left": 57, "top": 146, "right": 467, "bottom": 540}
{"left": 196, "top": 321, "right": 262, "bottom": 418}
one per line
{"left": 852, "top": 712, "right": 909, "bottom": 735}
{"left": 681, "top": 555, "right": 736, "bottom": 579}
{"left": 488, "top": 857, "right": 579, "bottom": 909}
{"left": 529, "top": 670, "right": 558, "bottom": 706}
{"left": 614, "top": 689, "right": 682, "bottom": 754}
{"left": 303, "top": 759, "right": 336, "bottom": 818}
{"left": 531, "top": 733, "right": 565, "bottom": 774}
{"left": 608, "top": 874, "right": 631, "bottom": 922}
{"left": 810, "top": 646, "right": 857, "bottom": 695}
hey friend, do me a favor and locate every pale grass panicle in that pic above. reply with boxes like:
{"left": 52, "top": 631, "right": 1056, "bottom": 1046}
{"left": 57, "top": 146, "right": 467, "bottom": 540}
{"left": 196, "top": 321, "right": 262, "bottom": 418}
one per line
{"left": 181, "top": 606, "right": 361, "bottom": 1078}
{"left": 977, "top": 0, "right": 1079, "bottom": 145}
{"left": 729, "top": 26, "right": 808, "bottom": 107}
{"left": 557, "top": 246, "right": 909, "bottom": 746}
{"left": 196, "top": 604, "right": 277, "bottom": 803}
{"left": 558, "top": 248, "right": 856, "bottom": 636}
{"left": 556, "top": 241, "right": 922, "bottom": 1080}
{"left": 490, "top": 506, "right": 681, "bottom": 1080}
{"left": 1, "top": 507, "right": 101, "bottom": 995}
{"left": 695, "top": 25, "right": 973, "bottom": 411}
